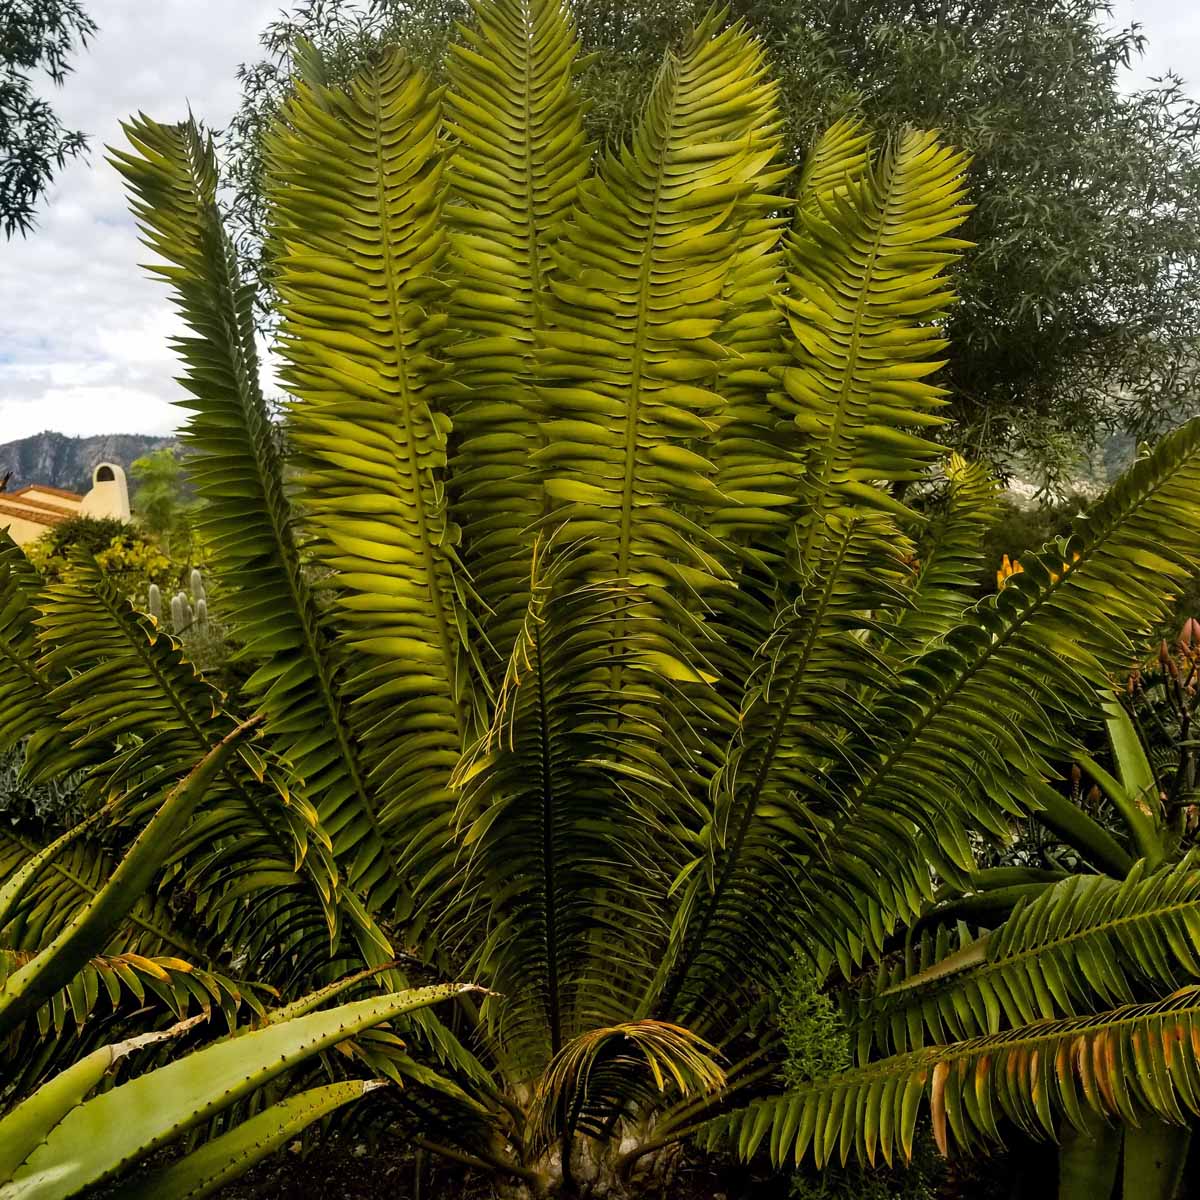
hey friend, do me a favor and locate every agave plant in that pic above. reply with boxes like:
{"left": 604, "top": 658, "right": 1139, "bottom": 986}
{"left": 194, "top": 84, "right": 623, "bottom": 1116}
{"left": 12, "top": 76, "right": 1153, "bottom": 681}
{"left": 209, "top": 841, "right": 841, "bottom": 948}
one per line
{"left": 5, "top": 0, "right": 1200, "bottom": 1195}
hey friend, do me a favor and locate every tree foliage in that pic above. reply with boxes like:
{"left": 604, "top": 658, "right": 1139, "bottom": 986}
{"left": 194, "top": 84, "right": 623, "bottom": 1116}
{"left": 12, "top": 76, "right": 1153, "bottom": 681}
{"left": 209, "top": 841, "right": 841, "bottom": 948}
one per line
{"left": 224, "top": 0, "right": 1200, "bottom": 480}
{"left": 0, "top": 0, "right": 95, "bottom": 237}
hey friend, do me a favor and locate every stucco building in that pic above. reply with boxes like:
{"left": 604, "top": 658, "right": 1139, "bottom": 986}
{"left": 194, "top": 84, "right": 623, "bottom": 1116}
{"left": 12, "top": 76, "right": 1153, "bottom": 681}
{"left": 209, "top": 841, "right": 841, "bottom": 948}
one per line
{"left": 0, "top": 463, "right": 131, "bottom": 546}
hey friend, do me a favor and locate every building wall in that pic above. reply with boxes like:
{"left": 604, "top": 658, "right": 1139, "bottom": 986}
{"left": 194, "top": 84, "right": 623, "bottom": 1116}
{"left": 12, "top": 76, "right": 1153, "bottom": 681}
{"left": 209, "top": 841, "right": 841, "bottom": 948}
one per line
{"left": 0, "top": 513, "right": 55, "bottom": 545}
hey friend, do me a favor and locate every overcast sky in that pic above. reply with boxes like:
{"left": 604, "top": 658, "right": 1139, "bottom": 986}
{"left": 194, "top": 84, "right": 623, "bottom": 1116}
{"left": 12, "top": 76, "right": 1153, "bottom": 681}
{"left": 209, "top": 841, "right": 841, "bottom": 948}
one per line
{"left": 0, "top": 0, "right": 1198, "bottom": 444}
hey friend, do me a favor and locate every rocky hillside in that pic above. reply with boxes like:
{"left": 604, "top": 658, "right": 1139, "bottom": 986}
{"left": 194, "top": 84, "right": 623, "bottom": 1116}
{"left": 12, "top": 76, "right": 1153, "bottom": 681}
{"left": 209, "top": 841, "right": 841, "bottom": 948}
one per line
{"left": 0, "top": 431, "right": 177, "bottom": 493}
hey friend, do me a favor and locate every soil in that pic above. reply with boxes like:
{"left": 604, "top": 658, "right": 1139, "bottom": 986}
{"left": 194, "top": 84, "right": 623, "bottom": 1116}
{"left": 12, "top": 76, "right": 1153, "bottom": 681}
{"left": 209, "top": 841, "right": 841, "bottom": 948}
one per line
{"left": 207, "top": 1135, "right": 793, "bottom": 1199}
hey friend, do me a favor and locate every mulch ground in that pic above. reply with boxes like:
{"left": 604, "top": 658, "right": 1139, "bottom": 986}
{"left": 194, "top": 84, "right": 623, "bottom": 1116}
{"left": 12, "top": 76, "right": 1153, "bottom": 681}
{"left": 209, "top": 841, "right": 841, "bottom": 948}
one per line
{"left": 207, "top": 1134, "right": 793, "bottom": 1199}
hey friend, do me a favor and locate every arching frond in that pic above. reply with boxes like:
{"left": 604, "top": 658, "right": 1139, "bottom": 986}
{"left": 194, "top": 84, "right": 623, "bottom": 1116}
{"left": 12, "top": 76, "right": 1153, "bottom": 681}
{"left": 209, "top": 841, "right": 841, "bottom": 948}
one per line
{"left": 529, "top": 1019, "right": 725, "bottom": 1150}
{"left": 852, "top": 855, "right": 1200, "bottom": 1059}
{"left": 781, "top": 129, "right": 971, "bottom": 559}
{"left": 446, "top": 540, "right": 676, "bottom": 1069}
{"left": 800, "top": 415, "right": 1200, "bottom": 971}
{"left": 110, "top": 116, "right": 395, "bottom": 921}
{"left": 536, "top": 14, "right": 779, "bottom": 618}
{"left": 0, "top": 826, "right": 201, "bottom": 961}
{"left": 0, "top": 721, "right": 257, "bottom": 1041}
{"left": 268, "top": 49, "right": 480, "bottom": 901}
{"left": 30, "top": 560, "right": 347, "bottom": 990}
{"left": 0, "top": 539, "right": 91, "bottom": 782}
{"left": 445, "top": 0, "right": 589, "bottom": 664}
{"left": 701, "top": 987, "right": 1200, "bottom": 1170}
{"left": 0, "top": 948, "right": 256, "bottom": 1040}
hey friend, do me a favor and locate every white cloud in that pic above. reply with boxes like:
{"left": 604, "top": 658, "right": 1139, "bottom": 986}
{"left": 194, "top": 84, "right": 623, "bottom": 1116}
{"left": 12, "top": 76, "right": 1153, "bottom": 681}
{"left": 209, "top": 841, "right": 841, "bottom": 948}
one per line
{"left": 0, "top": 0, "right": 280, "bottom": 443}
{"left": 1109, "top": 0, "right": 1200, "bottom": 90}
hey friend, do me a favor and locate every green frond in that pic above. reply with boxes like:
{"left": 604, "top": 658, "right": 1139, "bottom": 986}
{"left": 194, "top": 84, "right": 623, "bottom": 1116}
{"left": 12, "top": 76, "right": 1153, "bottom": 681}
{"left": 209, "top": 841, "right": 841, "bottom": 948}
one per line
{"left": 536, "top": 16, "right": 781, "bottom": 601}
{"left": 801, "top": 414, "right": 1200, "bottom": 971}
{"left": 268, "top": 49, "right": 480, "bottom": 900}
{"left": 0, "top": 948, "right": 256, "bottom": 1042}
{"left": 446, "top": 539, "right": 677, "bottom": 1068}
{"left": 109, "top": 116, "right": 396, "bottom": 922}
{"left": 658, "top": 511, "right": 915, "bottom": 1024}
{"left": 444, "top": 0, "right": 589, "bottom": 663}
{"left": 711, "top": 117, "right": 871, "bottom": 538}
{"left": 529, "top": 22, "right": 788, "bottom": 980}
{"left": 852, "top": 855, "right": 1200, "bottom": 1060}
{"left": 29, "top": 560, "right": 349, "bottom": 989}
{"left": 529, "top": 1019, "right": 725, "bottom": 1150}
{"left": 701, "top": 986, "right": 1200, "bottom": 1170}
{"left": 780, "top": 128, "right": 971, "bottom": 556}
{"left": 891, "top": 453, "right": 1000, "bottom": 650}
{"left": 0, "top": 539, "right": 90, "bottom": 781}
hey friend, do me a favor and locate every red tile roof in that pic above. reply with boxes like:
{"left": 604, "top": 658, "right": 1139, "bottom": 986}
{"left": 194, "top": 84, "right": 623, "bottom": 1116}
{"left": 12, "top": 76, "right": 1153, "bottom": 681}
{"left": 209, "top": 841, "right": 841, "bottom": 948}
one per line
{"left": 0, "top": 498, "right": 70, "bottom": 527}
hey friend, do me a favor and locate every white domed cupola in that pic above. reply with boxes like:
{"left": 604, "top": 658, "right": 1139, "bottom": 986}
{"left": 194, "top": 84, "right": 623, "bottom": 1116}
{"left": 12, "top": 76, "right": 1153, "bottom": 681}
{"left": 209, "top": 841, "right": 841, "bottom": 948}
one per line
{"left": 80, "top": 461, "right": 131, "bottom": 522}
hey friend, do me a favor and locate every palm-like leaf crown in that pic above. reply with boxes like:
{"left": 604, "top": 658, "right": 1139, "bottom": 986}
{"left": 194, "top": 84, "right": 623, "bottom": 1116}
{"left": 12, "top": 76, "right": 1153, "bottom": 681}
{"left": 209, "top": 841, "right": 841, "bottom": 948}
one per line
{"left": 5, "top": 0, "right": 1200, "bottom": 1191}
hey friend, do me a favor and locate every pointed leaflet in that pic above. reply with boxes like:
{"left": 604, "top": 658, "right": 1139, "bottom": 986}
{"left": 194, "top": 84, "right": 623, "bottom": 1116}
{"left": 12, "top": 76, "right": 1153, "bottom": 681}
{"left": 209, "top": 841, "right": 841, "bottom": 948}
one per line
{"left": 699, "top": 988, "right": 1200, "bottom": 1170}
{"left": 108, "top": 118, "right": 399, "bottom": 917}
{"left": 446, "top": 540, "right": 670, "bottom": 1069}
{"left": 805, "top": 413, "right": 1200, "bottom": 970}
{"left": 852, "top": 856, "right": 1200, "bottom": 1058}
{"left": 267, "top": 50, "right": 478, "bottom": 899}
{"left": 445, "top": 0, "right": 589, "bottom": 666}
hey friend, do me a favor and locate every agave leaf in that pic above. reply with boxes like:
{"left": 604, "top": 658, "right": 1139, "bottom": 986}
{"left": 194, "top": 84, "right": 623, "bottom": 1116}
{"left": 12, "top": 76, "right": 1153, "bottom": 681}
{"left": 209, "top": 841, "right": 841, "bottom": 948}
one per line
{"left": 3, "top": 984, "right": 476, "bottom": 1198}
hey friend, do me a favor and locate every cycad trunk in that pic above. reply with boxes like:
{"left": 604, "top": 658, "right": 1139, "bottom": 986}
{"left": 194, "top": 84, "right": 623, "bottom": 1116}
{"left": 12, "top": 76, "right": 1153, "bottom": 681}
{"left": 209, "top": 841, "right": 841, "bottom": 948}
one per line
{"left": 494, "top": 1138, "right": 683, "bottom": 1199}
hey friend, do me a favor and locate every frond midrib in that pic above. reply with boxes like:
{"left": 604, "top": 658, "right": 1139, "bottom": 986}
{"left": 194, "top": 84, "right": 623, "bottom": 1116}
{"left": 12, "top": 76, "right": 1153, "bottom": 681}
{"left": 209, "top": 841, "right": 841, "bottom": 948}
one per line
{"left": 368, "top": 75, "right": 465, "bottom": 748}
{"left": 617, "top": 56, "right": 677, "bottom": 582}
{"left": 534, "top": 620, "right": 563, "bottom": 1054}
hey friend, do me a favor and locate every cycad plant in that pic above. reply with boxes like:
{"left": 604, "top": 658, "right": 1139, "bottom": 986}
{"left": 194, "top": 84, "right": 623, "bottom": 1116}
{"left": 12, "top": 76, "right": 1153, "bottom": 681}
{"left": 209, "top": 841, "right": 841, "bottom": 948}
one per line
{"left": 5, "top": 0, "right": 1200, "bottom": 1196}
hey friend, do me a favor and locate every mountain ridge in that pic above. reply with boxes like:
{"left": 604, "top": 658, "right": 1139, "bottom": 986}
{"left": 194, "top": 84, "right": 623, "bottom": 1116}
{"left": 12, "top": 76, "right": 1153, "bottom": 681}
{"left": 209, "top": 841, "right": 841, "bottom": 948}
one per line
{"left": 0, "top": 431, "right": 178, "bottom": 494}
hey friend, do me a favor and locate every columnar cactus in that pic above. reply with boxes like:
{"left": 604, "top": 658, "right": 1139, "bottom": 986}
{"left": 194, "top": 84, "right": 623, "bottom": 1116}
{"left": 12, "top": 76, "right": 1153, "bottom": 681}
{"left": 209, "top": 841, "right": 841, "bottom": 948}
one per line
{"left": 170, "top": 592, "right": 192, "bottom": 633}
{"left": 146, "top": 583, "right": 162, "bottom": 622}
